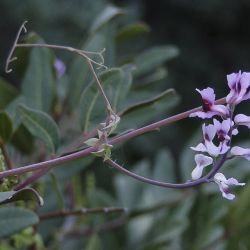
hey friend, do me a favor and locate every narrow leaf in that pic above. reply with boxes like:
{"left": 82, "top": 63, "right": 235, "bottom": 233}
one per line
{"left": 21, "top": 40, "right": 55, "bottom": 112}
{"left": 114, "top": 64, "right": 134, "bottom": 111}
{"left": 0, "top": 78, "right": 18, "bottom": 109}
{"left": 49, "top": 172, "right": 65, "bottom": 209}
{"left": 67, "top": 32, "right": 106, "bottom": 111}
{"left": 116, "top": 22, "right": 150, "bottom": 43}
{"left": 0, "top": 112, "right": 13, "bottom": 143}
{"left": 6, "top": 95, "right": 27, "bottom": 130}
{"left": 10, "top": 124, "right": 34, "bottom": 155}
{"left": 120, "top": 89, "right": 176, "bottom": 115}
{"left": 0, "top": 188, "right": 44, "bottom": 206}
{"left": 134, "top": 68, "right": 168, "bottom": 89}
{"left": 117, "top": 89, "right": 179, "bottom": 131}
{"left": 134, "top": 46, "right": 179, "bottom": 77}
{"left": 0, "top": 207, "right": 39, "bottom": 238}
{"left": 91, "top": 5, "right": 124, "bottom": 32}
{"left": 79, "top": 68, "right": 124, "bottom": 131}
{"left": 18, "top": 105, "right": 60, "bottom": 153}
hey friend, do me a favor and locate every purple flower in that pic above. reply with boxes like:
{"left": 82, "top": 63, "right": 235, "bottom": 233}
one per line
{"left": 226, "top": 71, "right": 250, "bottom": 105}
{"left": 190, "top": 87, "right": 229, "bottom": 119}
{"left": 213, "top": 118, "right": 238, "bottom": 139}
{"left": 54, "top": 58, "right": 66, "bottom": 78}
{"left": 191, "top": 123, "right": 230, "bottom": 157}
{"left": 231, "top": 146, "right": 250, "bottom": 160}
{"left": 234, "top": 114, "right": 250, "bottom": 129}
{"left": 214, "top": 173, "right": 245, "bottom": 200}
{"left": 191, "top": 154, "right": 213, "bottom": 180}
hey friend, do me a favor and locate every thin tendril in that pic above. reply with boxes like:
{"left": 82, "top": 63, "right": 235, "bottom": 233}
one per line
{"left": 6, "top": 21, "right": 113, "bottom": 116}
{"left": 5, "top": 20, "right": 28, "bottom": 73}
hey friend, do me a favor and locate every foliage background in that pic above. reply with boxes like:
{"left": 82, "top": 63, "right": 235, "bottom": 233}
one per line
{"left": 0, "top": 0, "right": 250, "bottom": 249}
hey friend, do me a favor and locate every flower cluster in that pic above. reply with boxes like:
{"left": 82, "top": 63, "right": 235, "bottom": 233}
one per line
{"left": 190, "top": 71, "right": 250, "bottom": 200}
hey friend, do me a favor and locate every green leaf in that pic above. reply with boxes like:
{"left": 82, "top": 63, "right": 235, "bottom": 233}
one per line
{"left": 67, "top": 32, "right": 107, "bottom": 111}
{"left": 0, "top": 188, "right": 44, "bottom": 206}
{"left": 79, "top": 68, "right": 124, "bottom": 131}
{"left": 5, "top": 96, "right": 26, "bottom": 130}
{"left": 116, "top": 22, "right": 151, "bottom": 43}
{"left": 87, "top": 188, "right": 117, "bottom": 208}
{"left": 117, "top": 88, "right": 179, "bottom": 131}
{"left": 127, "top": 151, "right": 183, "bottom": 213}
{"left": 49, "top": 172, "right": 65, "bottom": 209}
{"left": 134, "top": 68, "right": 168, "bottom": 89}
{"left": 0, "top": 207, "right": 39, "bottom": 238}
{"left": 49, "top": 156, "right": 94, "bottom": 181}
{"left": 114, "top": 64, "right": 134, "bottom": 111}
{"left": 91, "top": 5, "right": 124, "bottom": 32}
{"left": 85, "top": 234, "right": 102, "bottom": 250}
{"left": 0, "top": 78, "right": 18, "bottom": 109}
{"left": 17, "top": 105, "right": 60, "bottom": 153}
{"left": 114, "top": 160, "right": 151, "bottom": 209}
{"left": 10, "top": 124, "right": 34, "bottom": 155}
{"left": 134, "top": 46, "right": 179, "bottom": 77}
{"left": 21, "top": 43, "right": 55, "bottom": 112}
{"left": 0, "top": 112, "right": 13, "bottom": 143}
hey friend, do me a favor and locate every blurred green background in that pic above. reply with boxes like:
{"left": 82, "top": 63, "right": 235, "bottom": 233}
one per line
{"left": 0, "top": 0, "right": 250, "bottom": 249}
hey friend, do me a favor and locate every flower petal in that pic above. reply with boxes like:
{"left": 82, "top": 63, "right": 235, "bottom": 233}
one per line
{"left": 195, "top": 154, "right": 213, "bottom": 167}
{"left": 222, "top": 192, "right": 235, "bottom": 200}
{"left": 227, "top": 72, "right": 239, "bottom": 89}
{"left": 232, "top": 128, "right": 239, "bottom": 135}
{"left": 231, "top": 146, "right": 250, "bottom": 156}
{"left": 189, "top": 111, "right": 216, "bottom": 119}
{"left": 214, "top": 172, "right": 227, "bottom": 183}
{"left": 214, "top": 173, "right": 244, "bottom": 200}
{"left": 211, "top": 105, "right": 229, "bottom": 117}
{"left": 191, "top": 154, "right": 213, "bottom": 180}
{"left": 231, "top": 146, "right": 250, "bottom": 160}
{"left": 234, "top": 114, "right": 250, "bottom": 128}
{"left": 203, "top": 124, "right": 217, "bottom": 141}
{"left": 191, "top": 166, "right": 204, "bottom": 180}
{"left": 226, "top": 177, "right": 245, "bottom": 186}
{"left": 226, "top": 71, "right": 250, "bottom": 104}
{"left": 54, "top": 58, "right": 66, "bottom": 78}
{"left": 196, "top": 87, "right": 215, "bottom": 104}
{"left": 204, "top": 141, "right": 220, "bottom": 156}
{"left": 190, "top": 143, "right": 207, "bottom": 152}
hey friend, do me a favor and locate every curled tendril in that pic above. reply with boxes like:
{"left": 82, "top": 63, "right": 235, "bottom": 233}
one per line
{"left": 5, "top": 21, "right": 111, "bottom": 114}
{"left": 5, "top": 20, "right": 28, "bottom": 73}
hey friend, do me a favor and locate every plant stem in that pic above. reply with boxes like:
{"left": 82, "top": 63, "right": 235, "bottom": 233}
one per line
{"left": 111, "top": 97, "right": 225, "bottom": 144}
{"left": 105, "top": 152, "right": 227, "bottom": 189}
{"left": 0, "top": 146, "right": 97, "bottom": 179}
{"left": 0, "top": 97, "right": 226, "bottom": 180}
{"left": 15, "top": 43, "right": 106, "bottom": 69}
{"left": 39, "top": 207, "right": 127, "bottom": 220}
{"left": 63, "top": 214, "right": 127, "bottom": 237}
{"left": 14, "top": 167, "right": 51, "bottom": 190}
{"left": 86, "top": 59, "right": 113, "bottom": 113}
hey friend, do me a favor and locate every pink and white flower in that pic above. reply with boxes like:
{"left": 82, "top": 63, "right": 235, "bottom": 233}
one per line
{"left": 191, "top": 154, "right": 213, "bottom": 180}
{"left": 226, "top": 71, "right": 250, "bottom": 105}
{"left": 190, "top": 87, "right": 229, "bottom": 119}
{"left": 214, "top": 173, "right": 245, "bottom": 200}
{"left": 234, "top": 114, "right": 250, "bottom": 129}
{"left": 191, "top": 123, "right": 230, "bottom": 157}
{"left": 231, "top": 146, "right": 250, "bottom": 160}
